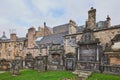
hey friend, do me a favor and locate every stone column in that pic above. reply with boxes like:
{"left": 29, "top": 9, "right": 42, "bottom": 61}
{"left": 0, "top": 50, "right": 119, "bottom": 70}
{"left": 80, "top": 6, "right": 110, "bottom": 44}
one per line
{"left": 78, "top": 48, "right": 80, "bottom": 61}
{"left": 96, "top": 43, "right": 99, "bottom": 61}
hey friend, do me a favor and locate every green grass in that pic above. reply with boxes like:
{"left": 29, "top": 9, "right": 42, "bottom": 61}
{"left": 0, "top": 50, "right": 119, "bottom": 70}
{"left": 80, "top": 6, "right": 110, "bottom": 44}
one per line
{"left": 87, "top": 72, "right": 120, "bottom": 80}
{"left": 0, "top": 70, "right": 77, "bottom": 80}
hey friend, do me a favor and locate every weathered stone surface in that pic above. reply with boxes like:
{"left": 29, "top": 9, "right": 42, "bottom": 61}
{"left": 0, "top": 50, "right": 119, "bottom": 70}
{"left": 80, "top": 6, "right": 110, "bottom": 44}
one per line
{"left": 0, "top": 59, "right": 10, "bottom": 71}
{"left": 10, "top": 60, "right": 19, "bottom": 76}
{"left": 72, "top": 70, "right": 92, "bottom": 80}
{"left": 25, "top": 54, "right": 34, "bottom": 69}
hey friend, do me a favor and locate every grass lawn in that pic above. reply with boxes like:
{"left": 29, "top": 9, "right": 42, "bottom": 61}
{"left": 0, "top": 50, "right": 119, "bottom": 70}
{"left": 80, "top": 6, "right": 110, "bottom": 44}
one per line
{"left": 87, "top": 72, "right": 120, "bottom": 80}
{"left": 0, "top": 70, "right": 77, "bottom": 80}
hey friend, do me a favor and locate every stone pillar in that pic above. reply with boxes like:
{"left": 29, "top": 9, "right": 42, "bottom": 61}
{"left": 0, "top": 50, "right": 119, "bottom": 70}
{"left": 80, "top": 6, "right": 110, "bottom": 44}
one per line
{"left": 69, "top": 20, "right": 77, "bottom": 34}
{"left": 10, "top": 33, "right": 17, "bottom": 41}
{"left": 96, "top": 43, "right": 99, "bottom": 61}
{"left": 78, "top": 48, "right": 80, "bottom": 61}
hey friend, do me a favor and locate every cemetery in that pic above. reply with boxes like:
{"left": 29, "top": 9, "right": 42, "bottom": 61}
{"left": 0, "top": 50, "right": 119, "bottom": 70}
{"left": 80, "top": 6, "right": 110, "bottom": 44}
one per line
{"left": 0, "top": 6, "right": 120, "bottom": 80}
{"left": 0, "top": 52, "right": 120, "bottom": 80}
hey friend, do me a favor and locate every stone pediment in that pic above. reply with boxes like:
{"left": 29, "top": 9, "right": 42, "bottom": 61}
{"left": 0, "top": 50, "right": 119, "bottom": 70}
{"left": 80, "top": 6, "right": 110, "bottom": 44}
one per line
{"left": 77, "top": 28, "right": 99, "bottom": 45}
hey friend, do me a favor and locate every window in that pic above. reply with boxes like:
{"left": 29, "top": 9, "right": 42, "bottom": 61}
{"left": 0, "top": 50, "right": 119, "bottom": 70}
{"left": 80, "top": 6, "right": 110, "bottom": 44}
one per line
{"left": 98, "top": 22, "right": 102, "bottom": 28}
{"left": 66, "top": 38, "right": 70, "bottom": 46}
{"left": 71, "top": 37, "right": 76, "bottom": 46}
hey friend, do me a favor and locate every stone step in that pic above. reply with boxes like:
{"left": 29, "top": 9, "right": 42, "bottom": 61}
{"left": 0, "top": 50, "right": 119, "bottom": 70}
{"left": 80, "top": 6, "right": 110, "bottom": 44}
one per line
{"left": 72, "top": 70, "right": 92, "bottom": 80}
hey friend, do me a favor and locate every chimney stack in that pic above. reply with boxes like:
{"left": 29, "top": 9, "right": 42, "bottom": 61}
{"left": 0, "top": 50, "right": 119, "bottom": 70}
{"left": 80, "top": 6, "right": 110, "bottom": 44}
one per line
{"left": 87, "top": 7, "right": 96, "bottom": 29}
{"left": 10, "top": 33, "right": 17, "bottom": 41}
{"left": 69, "top": 20, "right": 77, "bottom": 34}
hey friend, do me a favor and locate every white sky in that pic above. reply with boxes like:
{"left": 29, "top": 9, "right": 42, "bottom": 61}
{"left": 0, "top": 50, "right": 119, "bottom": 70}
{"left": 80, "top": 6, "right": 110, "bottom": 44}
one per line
{"left": 0, "top": 0, "right": 120, "bottom": 38}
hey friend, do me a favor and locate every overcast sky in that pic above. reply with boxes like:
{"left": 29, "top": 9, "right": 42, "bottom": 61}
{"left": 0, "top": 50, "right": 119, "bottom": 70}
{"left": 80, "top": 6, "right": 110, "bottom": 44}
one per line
{"left": 0, "top": 0, "right": 120, "bottom": 38}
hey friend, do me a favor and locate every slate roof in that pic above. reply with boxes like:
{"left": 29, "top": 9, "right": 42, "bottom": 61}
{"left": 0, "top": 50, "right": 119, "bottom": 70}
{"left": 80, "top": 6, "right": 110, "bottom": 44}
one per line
{"left": 0, "top": 39, "right": 10, "bottom": 43}
{"left": 37, "top": 31, "right": 68, "bottom": 45}
{"left": 0, "top": 37, "right": 27, "bottom": 43}
{"left": 77, "top": 25, "right": 85, "bottom": 33}
{"left": 16, "top": 37, "right": 27, "bottom": 41}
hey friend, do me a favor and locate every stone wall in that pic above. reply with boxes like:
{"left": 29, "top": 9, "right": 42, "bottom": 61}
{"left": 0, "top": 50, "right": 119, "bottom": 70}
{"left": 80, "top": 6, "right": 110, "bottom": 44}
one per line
{"left": 94, "top": 27, "right": 120, "bottom": 46}
{"left": 64, "top": 35, "right": 77, "bottom": 54}
{"left": 24, "top": 48, "right": 40, "bottom": 58}
{"left": 0, "top": 40, "right": 25, "bottom": 60}
{"left": 110, "top": 56, "right": 120, "bottom": 65}
{"left": 64, "top": 26, "right": 120, "bottom": 54}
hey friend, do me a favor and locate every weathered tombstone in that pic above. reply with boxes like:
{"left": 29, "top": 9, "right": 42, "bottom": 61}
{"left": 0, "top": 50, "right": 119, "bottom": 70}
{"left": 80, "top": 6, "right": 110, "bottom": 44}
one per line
{"left": 25, "top": 54, "right": 34, "bottom": 69}
{"left": 14, "top": 55, "right": 23, "bottom": 69}
{"left": 48, "top": 44, "right": 64, "bottom": 70}
{"left": 66, "top": 59, "right": 74, "bottom": 70}
{"left": 65, "top": 53, "right": 75, "bottom": 70}
{"left": 36, "top": 54, "right": 44, "bottom": 72}
{"left": 10, "top": 60, "right": 19, "bottom": 76}
{"left": 34, "top": 57, "right": 38, "bottom": 70}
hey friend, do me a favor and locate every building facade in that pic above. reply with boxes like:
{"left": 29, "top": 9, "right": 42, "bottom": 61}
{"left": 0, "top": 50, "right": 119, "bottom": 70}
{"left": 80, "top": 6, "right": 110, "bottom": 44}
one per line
{"left": 64, "top": 7, "right": 120, "bottom": 72}
{"left": 0, "top": 23, "right": 52, "bottom": 60}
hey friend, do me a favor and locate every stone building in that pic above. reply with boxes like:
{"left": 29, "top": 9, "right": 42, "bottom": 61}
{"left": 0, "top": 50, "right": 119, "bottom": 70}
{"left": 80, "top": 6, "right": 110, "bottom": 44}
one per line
{"left": 26, "top": 23, "right": 53, "bottom": 58}
{"left": 0, "top": 32, "right": 27, "bottom": 60}
{"left": 0, "top": 22, "right": 52, "bottom": 60}
{"left": 36, "top": 23, "right": 70, "bottom": 70}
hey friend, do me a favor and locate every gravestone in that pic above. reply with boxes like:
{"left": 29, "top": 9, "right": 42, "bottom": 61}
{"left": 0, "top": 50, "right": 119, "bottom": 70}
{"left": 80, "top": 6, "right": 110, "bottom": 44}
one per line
{"left": 66, "top": 59, "right": 74, "bottom": 70}
{"left": 36, "top": 54, "right": 44, "bottom": 72}
{"left": 65, "top": 53, "right": 75, "bottom": 70}
{"left": 14, "top": 55, "right": 23, "bottom": 69}
{"left": 34, "top": 57, "right": 38, "bottom": 70}
{"left": 25, "top": 54, "right": 34, "bottom": 69}
{"left": 10, "top": 60, "right": 19, "bottom": 76}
